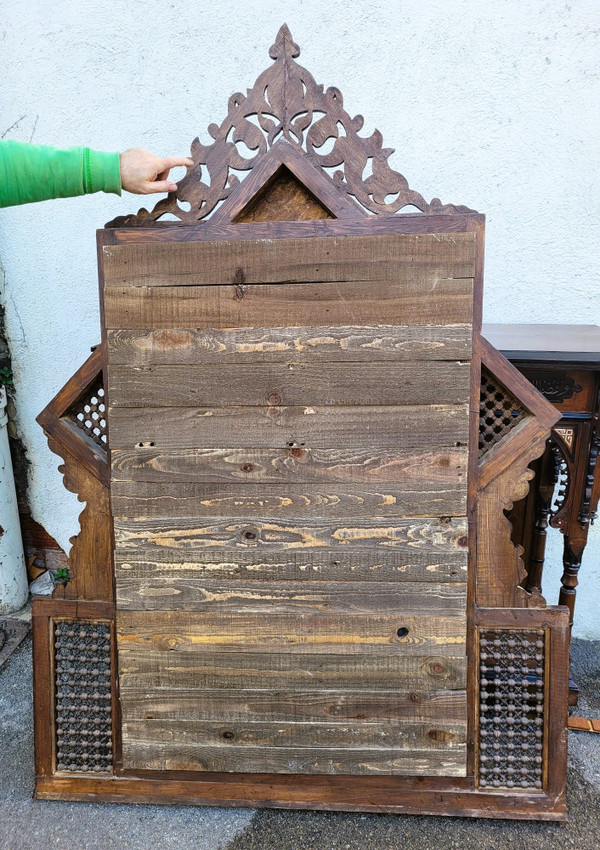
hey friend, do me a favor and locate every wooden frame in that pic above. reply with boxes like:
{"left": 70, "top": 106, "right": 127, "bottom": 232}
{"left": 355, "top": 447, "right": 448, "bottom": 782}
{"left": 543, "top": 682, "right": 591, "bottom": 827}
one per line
{"left": 34, "top": 25, "right": 568, "bottom": 819}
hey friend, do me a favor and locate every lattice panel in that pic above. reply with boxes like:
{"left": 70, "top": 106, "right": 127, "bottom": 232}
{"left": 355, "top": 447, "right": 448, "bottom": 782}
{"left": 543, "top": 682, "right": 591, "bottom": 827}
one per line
{"left": 53, "top": 620, "right": 113, "bottom": 774}
{"left": 67, "top": 377, "right": 107, "bottom": 448}
{"left": 478, "top": 629, "right": 545, "bottom": 790}
{"left": 479, "top": 369, "right": 527, "bottom": 458}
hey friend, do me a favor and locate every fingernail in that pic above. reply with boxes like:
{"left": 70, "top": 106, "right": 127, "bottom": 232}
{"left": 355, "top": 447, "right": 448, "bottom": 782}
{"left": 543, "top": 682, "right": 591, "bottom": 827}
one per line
{"left": 168, "top": 184, "right": 177, "bottom": 192}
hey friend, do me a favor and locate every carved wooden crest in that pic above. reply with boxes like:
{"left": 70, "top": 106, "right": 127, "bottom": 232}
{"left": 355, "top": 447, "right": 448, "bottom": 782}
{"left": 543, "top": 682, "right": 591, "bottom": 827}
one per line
{"left": 108, "top": 25, "right": 475, "bottom": 228}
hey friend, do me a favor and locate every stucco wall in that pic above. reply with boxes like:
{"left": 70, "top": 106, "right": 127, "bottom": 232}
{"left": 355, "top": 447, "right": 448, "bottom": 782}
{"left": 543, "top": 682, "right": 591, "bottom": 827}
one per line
{"left": 0, "top": 0, "right": 598, "bottom": 635}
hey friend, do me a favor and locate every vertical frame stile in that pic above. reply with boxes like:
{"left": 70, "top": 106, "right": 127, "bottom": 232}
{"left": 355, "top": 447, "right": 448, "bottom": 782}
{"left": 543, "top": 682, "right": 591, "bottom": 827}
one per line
{"left": 32, "top": 602, "right": 54, "bottom": 779}
{"left": 465, "top": 217, "right": 486, "bottom": 780}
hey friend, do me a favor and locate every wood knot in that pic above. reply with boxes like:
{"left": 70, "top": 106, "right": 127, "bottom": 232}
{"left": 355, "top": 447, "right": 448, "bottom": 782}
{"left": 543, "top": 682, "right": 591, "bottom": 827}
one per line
{"left": 240, "top": 463, "right": 254, "bottom": 473}
{"left": 233, "top": 268, "right": 246, "bottom": 299}
{"left": 427, "top": 729, "right": 455, "bottom": 743}
{"left": 457, "top": 536, "right": 468, "bottom": 548}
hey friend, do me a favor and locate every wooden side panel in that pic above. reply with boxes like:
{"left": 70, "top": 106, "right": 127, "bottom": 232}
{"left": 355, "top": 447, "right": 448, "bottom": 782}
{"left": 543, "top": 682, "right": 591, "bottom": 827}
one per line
{"left": 101, "top": 232, "right": 476, "bottom": 288}
{"left": 108, "top": 404, "right": 470, "bottom": 451}
{"left": 108, "top": 361, "right": 471, "bottom": 408}
{"left": 104, "top": 278, "right": 474, "bottom": 329}
{"left": 107, "top": 324, "right": 473, "bottom": 365}
{"left": 106, "top": 229, "right": 474, "bottom": 778}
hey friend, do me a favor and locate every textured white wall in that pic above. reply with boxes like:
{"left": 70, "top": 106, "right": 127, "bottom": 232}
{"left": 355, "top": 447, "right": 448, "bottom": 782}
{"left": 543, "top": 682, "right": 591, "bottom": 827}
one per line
{"left": 0, "top": 0, "right": 598, "bottom": 634}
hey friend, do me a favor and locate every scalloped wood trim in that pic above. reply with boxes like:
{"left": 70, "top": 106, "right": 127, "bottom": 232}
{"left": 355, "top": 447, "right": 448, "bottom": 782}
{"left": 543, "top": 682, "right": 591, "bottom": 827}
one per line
{"left": 45, "top": 434, "right": 113, "bottom": 603}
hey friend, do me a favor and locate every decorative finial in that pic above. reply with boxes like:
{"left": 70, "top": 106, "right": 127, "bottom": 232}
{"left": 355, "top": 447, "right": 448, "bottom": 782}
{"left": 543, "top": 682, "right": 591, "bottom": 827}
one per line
{"left": 270, "top": 24, "right": 300, "bottom": 60}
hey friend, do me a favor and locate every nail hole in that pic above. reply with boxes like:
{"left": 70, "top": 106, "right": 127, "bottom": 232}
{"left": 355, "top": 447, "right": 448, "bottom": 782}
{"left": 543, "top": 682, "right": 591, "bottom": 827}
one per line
{"left": 137, "top": 441, "right": 155, "bottom": 448}
{"left": 397, "top": 627, "right": 409, "bottom": 638}
{"left": 222, "top": 730, "right": 235, "bottom": 740}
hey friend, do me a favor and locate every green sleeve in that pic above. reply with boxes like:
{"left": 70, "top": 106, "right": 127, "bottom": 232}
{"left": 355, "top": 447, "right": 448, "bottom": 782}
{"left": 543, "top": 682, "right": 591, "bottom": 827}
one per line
{"left": 0, "top": 141, "right": 122, "bottom": 208}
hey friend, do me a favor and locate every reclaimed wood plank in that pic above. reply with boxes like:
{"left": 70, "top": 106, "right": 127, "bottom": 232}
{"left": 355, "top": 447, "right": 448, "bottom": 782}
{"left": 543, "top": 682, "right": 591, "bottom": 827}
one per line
{"left": 110, "top": 480, "right": 467, "bottom": 519}
{"left": 107, "top": 403, "right": 470, "bottom": 451}
{"left": 118, "top": 682, "right": 467, "bottom": 722}
{"left": 117, "top": 650, "right": 467, "bottom": 691}
{"left": 117, "top": 610, "right": 466, "bottom": 656}
{"left": 121, "top": 718, "right": 467, "bottom": 750}
{"left": 116, "top": 579, "right": 466, "bottom": 613}
{"left": 107, "top": 325, "right": 472, "bottom": 366}
{"left": 113, "top": 515, "right": 468, "bottom": 553}
{"left": 101, "top": 232, "right": 476, "bottom": 289}
{"left": 110, "top": 446, "right": 468, "bottom": 487}
{"left": 108, "top": 361, "right": 471, "bottom": 408}
{"left": 104, "top": 278, "right": 474, "bottom": 329}
{"left": 114, "top": 547, "right": 468, "bottom": 583}
{"left": 119, "top": 740, "right": 467, "bottom": 776}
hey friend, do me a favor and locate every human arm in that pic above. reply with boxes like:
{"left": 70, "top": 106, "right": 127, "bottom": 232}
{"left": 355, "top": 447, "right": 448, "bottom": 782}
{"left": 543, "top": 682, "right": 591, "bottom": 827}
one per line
{"left": 0, "top": 141, "right": 192, "bottom": 208}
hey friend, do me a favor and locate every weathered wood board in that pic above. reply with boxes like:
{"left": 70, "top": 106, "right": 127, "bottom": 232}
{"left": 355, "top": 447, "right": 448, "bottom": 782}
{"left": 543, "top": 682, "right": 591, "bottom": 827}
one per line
{"left": 105, "top": 227, "right": 475, "bottom": 777}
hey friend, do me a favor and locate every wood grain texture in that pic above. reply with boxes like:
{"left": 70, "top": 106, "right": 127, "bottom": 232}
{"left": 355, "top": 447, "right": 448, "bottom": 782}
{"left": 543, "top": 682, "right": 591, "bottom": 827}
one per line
{"left": 104, "top": 278, "right": 474, "bottom": 329}
{"left": 108, "top": 403, "right": 470, "bottom": 451}
{"left": 118, "top": 684, "right": 467, "bottom": 724}
{"left": 121, "top": 717, "right": 466, "bottom": 750}
{"left": 120, "top": 739, "right": 467, "bottom": 776}
{"left": 111, "top": 445, "right": 467, "bottom": 487}
{"left": 101, "top": 232, "right": 476, "bottom": 288}
{"left": 117, "top": 610, "right": 466, "bottom": 656}
{"left": 110, "top": 480, "right": 466, "bottom": 519}
{"left": 114, "top": 547, "right": 468, "bottom": 583}
{"left": 116, "top": 578, "right": 466, "bottom": 613}
{"left": 33, "top": 772, "right": 568, "bottom": 820}
{"left": 103, "top": 206, "right": 477, "bottom": 787}
{"left": 108, "top": 360, "right": 471, "bottom": 409}
{"left": 107, "top": 325, "right": 472, "bottom": 366}
{"left": 117, "top": 650, "right": 467, "bottom": 691}
{"left": 113, "top": 515, "right": 468, "bottom": 553}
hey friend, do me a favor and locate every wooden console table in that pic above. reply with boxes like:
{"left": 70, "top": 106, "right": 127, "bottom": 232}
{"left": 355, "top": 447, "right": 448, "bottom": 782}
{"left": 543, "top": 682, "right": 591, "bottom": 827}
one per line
{"left": 484, "top": 324, "right": 600, "bottom": 702}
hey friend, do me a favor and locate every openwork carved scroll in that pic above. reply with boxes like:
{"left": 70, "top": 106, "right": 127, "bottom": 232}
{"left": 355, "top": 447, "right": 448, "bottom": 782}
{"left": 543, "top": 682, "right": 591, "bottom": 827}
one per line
{"left": 108, "top": 25, "right": 476, "bottom": 227}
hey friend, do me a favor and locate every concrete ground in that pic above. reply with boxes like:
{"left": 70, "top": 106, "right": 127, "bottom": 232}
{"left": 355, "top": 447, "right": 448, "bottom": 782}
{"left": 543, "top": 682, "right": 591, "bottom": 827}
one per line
{"left": 1, "top": 638, "right": 599, "bottom": 850}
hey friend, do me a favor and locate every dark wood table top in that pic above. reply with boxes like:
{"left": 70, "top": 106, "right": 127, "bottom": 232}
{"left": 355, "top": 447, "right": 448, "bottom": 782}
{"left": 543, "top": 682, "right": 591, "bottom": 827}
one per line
{"left": 483, "top": 324, "right": 600, "bottom": 364}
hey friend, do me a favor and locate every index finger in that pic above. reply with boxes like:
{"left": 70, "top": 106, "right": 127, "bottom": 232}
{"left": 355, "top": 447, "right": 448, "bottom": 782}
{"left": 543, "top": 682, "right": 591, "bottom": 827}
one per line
{"left": 158, "top": 155, "right": 194, "bottom": 170}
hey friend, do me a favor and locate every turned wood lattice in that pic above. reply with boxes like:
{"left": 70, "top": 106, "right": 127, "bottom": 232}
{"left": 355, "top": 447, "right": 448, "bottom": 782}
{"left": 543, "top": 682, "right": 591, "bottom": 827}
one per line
{"left": 53, "top": 620, "right": 113, "bottom": 774}
{"left": 478, "top": 629, "right": 545, "bottom": 790}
